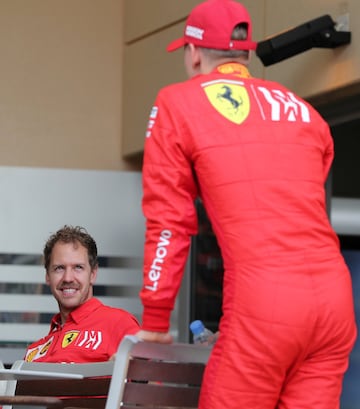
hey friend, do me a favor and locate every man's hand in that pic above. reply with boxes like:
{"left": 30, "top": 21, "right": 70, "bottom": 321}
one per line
{"left": 108, "top": 330, "right": 173, "bottom": 360}
{"left": 206, "top": 331, "right": 219, "bottom": 346}
{"left": 135, "top": 330, "right": 173, "bottom": 344}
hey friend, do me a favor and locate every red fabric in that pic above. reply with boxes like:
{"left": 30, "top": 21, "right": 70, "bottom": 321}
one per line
{"left": 24, "top": 298, "right": 140, "bottom": 363}
{"left": 140, "top": 63, "right": 357, "bottom": 407}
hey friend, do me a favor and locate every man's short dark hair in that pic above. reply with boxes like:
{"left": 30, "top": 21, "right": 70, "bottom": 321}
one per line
{"left": 43, "top": 225, "right": 98, "bottom": 271}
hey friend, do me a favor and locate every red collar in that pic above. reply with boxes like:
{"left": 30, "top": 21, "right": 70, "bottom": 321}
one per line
{"left": 50, "top": 298, "right": 102, "bottom": 331}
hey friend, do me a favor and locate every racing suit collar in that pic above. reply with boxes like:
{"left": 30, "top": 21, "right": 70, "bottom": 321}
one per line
{"left": 214, "top": 62, "right": 252, "bottom": 78}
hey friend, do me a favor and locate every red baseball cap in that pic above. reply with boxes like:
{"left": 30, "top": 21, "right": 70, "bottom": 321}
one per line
{"left": 167, "top": 0, "right": 257, "bottom": 52}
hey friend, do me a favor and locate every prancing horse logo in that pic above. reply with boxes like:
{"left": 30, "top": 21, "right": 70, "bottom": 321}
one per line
{"left": 217, "top": 85, "right": 242, "bottom": 111}
{"left": 203, "top": 81, "right": 250, "bottom": 124}
{"left": 62, "top": 331, "right": 80, "bottom": 348}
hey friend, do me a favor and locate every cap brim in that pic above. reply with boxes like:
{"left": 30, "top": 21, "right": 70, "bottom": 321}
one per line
{"left": 166, "top": 37, "right": 186, "bottom": 52}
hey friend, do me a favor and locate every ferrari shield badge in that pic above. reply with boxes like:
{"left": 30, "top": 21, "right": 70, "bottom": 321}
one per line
{"left": 62, "top": 331, "right": 80, "bottom": 348}
{"left": 203, "top": 81, "right": 250, "bottom": 124}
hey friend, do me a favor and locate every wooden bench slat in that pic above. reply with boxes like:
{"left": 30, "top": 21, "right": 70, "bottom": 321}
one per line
{"left": 58, "top": 397, "right": 107, "bottom": 409}
{"left": 123, "top": 382, "right": 201, "bottom": 407}
{"left": 127, "top": 359, "right": 205, "bottom": 384}
{"left": 16, "top": 377, "right": 111, "bottom": 397}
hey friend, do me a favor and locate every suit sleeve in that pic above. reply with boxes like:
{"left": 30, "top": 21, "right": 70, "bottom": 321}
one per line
{"left": 140, "top": 90, "right": 198, "bottom": 332}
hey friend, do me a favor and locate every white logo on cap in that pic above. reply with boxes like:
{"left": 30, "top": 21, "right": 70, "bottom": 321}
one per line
{"left": 185, "top": 25, "right": 204, "bottom": 40}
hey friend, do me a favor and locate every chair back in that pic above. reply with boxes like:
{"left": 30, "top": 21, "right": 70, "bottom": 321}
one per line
{"left": 105, "top": 335, "right": 211, "bottom": 409}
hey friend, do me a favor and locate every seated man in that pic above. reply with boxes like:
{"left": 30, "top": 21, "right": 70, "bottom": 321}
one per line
{"left": 25, "top": 225, "right": 140, "bottom": 362}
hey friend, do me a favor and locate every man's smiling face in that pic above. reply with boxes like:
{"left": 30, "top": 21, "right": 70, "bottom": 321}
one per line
{"left": 46, "top": 241, "right": 97, "bottom": 323}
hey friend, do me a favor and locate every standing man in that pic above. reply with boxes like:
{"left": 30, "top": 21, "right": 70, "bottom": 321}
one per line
{"left": 25, "top": 225, "right": 139, "bottom": 363}
{"left": 136, "top": 0, "right": 357, "bottom": 408}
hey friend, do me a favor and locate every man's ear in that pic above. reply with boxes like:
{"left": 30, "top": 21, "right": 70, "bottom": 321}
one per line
{"left": 90, "top": 265, "right": 98, "bottom": 285}
{"left": 244, "top": 50, "right": 252, "bottom": 65}
{"left": 188, "top": 43, "right": 202, "bottom": 72}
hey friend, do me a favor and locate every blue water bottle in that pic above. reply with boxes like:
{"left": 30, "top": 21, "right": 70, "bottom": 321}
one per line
{"left": 190, "top": 320, "right": 214, "bottom": 345}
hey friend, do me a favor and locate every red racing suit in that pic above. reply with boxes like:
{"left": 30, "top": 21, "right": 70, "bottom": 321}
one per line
{"left": 140, "top": 63, "right": 357, "bottom": 408}
{"left": 24, "top": 298, "right": 140, "bottom": 363}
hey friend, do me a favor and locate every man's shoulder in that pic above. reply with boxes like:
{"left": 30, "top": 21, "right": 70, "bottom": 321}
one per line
{"left": 91, "top": 298, "right": 137, "bottom": 319}
{"left": 158, "top": 76, "right": 202, "bottom": 97}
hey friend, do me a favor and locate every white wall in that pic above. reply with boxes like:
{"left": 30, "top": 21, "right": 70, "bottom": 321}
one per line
{"left": 0, "top": 167, "right": 145, "bottom": 256}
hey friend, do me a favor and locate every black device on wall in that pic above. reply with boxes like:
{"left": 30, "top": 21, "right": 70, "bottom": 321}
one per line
{"left": 256, "top": 14, "right": 351, "bottom": 66}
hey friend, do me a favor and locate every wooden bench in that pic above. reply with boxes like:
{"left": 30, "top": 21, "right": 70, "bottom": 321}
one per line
{"left": 0, "top": 336, "right": 211, "bottom": 409}
{"left": 0, "top": 361, "right": 114, "bottom": 409}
